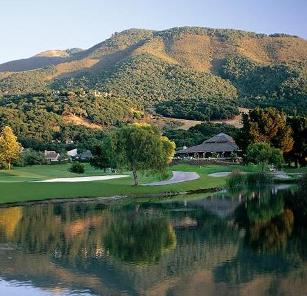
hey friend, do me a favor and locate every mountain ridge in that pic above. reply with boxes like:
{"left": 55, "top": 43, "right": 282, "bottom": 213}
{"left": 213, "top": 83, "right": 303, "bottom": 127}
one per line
{"left": 1, "top": 27, "right": 306, "bottom": 74}
{"left": 0, "top": 26, "right": 306, "bottom": 114}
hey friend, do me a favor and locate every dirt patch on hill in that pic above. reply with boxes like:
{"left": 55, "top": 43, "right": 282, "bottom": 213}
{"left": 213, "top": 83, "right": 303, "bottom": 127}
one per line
{"left": 63, "top": 114, "right": 102, "bottom": 129}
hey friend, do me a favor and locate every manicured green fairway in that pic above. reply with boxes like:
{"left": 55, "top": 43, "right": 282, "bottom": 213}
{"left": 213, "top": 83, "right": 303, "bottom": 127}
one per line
{"left": 0, "top": 163, "right": 111, "bottom": 182}
{"left": 0, "top": 163, "right": 263, "bottom": 204}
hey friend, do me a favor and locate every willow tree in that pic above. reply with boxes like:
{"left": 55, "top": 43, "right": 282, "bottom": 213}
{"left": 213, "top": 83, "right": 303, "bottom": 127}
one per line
{"left": 92, "top": 124, "right": 176, "bottom": 185}
{"left": 0, "top": 126, "right": 22, "bottom": 170}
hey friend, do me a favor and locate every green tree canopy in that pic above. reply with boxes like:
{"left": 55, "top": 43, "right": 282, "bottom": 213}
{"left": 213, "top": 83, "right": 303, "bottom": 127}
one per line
{"left": 92, "top": 124, "right": 176, "bottom": 185}
{"left": 286, "top": 116, "right": 307, "bottom": 167}
{"left": 246, "top": 142, "right": 284, "bottom": 171}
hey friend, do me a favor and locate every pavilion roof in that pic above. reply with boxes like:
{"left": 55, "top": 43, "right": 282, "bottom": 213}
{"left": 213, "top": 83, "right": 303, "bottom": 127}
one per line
{"left": 176, "top": 133, "right": 239, "bottom": 154}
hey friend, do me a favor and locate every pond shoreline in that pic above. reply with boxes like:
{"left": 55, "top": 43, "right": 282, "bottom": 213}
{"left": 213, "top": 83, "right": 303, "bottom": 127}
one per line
{"left": 0, "top": 186, "right": 222, "bottom": 208}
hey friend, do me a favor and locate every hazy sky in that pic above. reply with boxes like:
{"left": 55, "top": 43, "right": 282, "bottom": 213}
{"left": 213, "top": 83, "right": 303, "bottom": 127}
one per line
{"left": 1, "top": 0, "right": 306, "bottom": 63}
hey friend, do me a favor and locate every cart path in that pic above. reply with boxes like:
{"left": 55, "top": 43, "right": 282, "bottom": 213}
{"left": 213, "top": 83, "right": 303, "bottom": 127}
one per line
{"left": 144, "top": 171, "right": 200, "bottom": 186}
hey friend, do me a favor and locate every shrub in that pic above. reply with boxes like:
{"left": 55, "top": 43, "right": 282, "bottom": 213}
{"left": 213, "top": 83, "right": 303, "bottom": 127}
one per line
{"left": 246, "top": 142, "right": 284, "bottom": 171}
{"left": 227, "top": 170, "right": 246, "bottom": 188}
{"left": 246, "top": 172, "right": 272, "bottom": 187}
{"left": 70, "top": 162, "right": 85, "bottom": 174}
{"left": 227, "top": 170, "right": 246, "bottom": 193}
{"left": 19, "top": 149, "right": 46, "bottom": 166}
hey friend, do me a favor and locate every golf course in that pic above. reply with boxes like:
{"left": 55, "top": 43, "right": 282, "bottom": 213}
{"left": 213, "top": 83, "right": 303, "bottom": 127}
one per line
{"left": 1, "top": 163, "right": 304, "bottom": 205}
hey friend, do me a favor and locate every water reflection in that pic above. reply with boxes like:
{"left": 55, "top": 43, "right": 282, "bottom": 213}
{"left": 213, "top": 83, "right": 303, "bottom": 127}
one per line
{"left": 104, "top": 210, "right": 176, "bottom": 264}
{"left": 0, "top": 181, "right": 306, "bottom": 295}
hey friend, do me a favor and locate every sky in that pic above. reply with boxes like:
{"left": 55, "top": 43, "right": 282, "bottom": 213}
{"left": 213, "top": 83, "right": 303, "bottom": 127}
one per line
{"left": 0, "top": 0, "right": 306, "bottom": 63}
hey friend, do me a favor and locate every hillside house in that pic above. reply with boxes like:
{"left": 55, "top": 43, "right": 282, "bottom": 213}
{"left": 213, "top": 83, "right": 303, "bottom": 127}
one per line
{"left": 67, "top": 148, "right": 78, "bottom": 158}
{"left": 44, "top": 150, "right": 60, "bottom": 162}
{"left": 79, "top": 150, "right": 93, "bottom": 161}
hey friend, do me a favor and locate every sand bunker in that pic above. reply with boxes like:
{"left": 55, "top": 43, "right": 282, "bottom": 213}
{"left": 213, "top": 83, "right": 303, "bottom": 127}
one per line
{"left": 208, "top": 172, "right": 232, "bottom": 177}
{"left": 37, "top": 175, "right": 129, "bottom": 183}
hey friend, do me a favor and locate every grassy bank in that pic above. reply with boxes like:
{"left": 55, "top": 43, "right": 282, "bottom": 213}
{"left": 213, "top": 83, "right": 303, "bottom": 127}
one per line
{"left": 0, "top": 163, "right": 264, "bottom": 204}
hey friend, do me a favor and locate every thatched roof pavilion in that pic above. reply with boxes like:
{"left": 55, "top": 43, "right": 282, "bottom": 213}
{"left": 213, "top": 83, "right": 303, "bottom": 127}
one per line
{"left": 176, "top": 133, "right": 239, "bottom": 158}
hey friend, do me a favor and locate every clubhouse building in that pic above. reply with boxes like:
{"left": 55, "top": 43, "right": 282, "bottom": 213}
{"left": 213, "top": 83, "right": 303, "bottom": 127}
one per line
{"left": 176, "top": 133, "right": 239, "bottom": 159}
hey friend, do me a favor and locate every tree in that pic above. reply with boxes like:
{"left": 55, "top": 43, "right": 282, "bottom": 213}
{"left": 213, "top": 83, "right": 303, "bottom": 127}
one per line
{"left": 93, "top": 124, "right": 176, "bottom": 185}
{"left": 0, "top": 126, "right": 22, "bottom": 170}
{"left": 240, "top": 108, "right": 294, "bottom": 153}
{"left": 246, "top": 142, "right": 284, "bottom": 171}
{"left": 286, "top": 116, "right": 307, "bottom": 167}
{"left": 19, "top": 148, "right": 46, "bottom": 166}
{"left": 90, "top": 144, "right": 113, "bottom": 172}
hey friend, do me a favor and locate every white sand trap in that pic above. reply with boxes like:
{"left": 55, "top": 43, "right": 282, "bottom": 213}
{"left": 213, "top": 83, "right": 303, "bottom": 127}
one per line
{"left": 37, "top": 175, "right": 129, "bottom": 183}
{"left": 144, "top": 171, "right": 200, "bottom": 186}
{"left": 274, "top": 172, "right": 291, "bottom": 180}
{"left": 208, "top": 172, "right": 232, "bottom": 177}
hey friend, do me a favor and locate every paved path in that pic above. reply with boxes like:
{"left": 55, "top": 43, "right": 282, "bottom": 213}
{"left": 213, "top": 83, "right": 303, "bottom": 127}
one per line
{"left": 144, "top": 171, "right": 200, "bottom": 186}
{"left": 37, "top": 175, "right": 129, "bottom": 183}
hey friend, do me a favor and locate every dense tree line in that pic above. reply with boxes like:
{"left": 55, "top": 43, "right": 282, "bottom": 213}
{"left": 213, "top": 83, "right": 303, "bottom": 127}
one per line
{"left": 156, "top": 98, "right": 239, "bottom": 121}
{"left": 164, "top": 123, "right": 238, "bottom": 148}
{"left": 0, "top": 91, "right": 139, "bottom": 149}
{"left": 221, "top": 56, "right": 307, "bottom": 114}
{"left": 238, "top": 107, "right": 306, "bottom": 166}
{"left": 54, "top": 54, "right": 238, "bottom": 107}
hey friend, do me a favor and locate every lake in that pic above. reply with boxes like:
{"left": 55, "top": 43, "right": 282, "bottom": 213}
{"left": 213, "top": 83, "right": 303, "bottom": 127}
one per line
{"left": 0, "top": 185, "right": 306, "bottom": 296}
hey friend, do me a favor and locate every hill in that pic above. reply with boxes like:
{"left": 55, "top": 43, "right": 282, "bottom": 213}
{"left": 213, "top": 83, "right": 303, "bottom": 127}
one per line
{"left": 0, "top": 27, "right": 305, "bottom": 107}
{"left": 0, "top": 27, "right": 306, "bottom": 148}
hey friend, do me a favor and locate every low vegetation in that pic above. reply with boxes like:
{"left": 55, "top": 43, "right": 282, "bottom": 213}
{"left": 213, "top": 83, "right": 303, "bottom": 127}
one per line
{"left": 70, "top": 162, "right": 85, "bottom": 174}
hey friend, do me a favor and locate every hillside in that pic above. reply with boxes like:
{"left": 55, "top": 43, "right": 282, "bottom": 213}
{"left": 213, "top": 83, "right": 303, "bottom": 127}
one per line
{"left": 1, "top": 28, "right": 306, "bottom": 74}
{"left": 0, "top": 27, "right": 307, "bottom": 107}
{"left": 0, "top": 27, "right": 306, "bottom": 148}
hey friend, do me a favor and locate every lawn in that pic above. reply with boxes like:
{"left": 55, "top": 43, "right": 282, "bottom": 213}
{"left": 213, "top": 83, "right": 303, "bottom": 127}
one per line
{"left": 0, "top": 163, "right": 111, "bottom": 182}
{"left": 0, "top": 163, "right": 263, "bottom": 204}
{"left": 284, "top": 166, "right": 307, "bottom": 174}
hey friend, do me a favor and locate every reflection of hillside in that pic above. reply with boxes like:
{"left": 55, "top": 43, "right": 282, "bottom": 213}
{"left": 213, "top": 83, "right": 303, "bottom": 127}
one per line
{"left": 190, "top": 197, "right": 240, "bottom": 218}
{"left": 0, "top": 202, "right": 241, "bottom": 295}
{"left": 0, "top": 249, "right": 127, "bottom": 296}
{"left": 0, "top": 187, "right": 306, "bottom": 296}
{"left": 163, "top": 266, "right": 307, "bottom": 296}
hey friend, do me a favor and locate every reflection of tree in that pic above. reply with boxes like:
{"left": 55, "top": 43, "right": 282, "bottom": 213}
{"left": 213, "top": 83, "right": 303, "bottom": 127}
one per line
{"left": 235, "top": 191, "right": 283, "bottom": 225}
{"left": 12, "top": 203, "right": 109, "bottom": 262}
{"left": 246, "top": 194, "right": 284, "bottom": 224}
{"left": 235, "top": 192, "right": 293, "bottom": 252}
{"left": 0, "top": 207, "right": 23, "bottom": 240}
{"left": 285, "top": 174, "right": 307, "bottom": 227}
{"left": 215, "top": 184, "right": 307, "bottom": 286}
{"left": 248, "top": 208, "right": 294, "bottom": 252}
{"left": 1, "top": 188, "right": 306, "bottom": 294}
{"left": 104, "top": 211, "right": 176, "bottom": 264}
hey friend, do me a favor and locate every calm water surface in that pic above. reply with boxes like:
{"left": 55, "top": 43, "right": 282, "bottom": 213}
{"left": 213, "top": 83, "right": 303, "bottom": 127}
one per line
{"left": 0, "top": 185, "right": 306, "bottom": 296}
